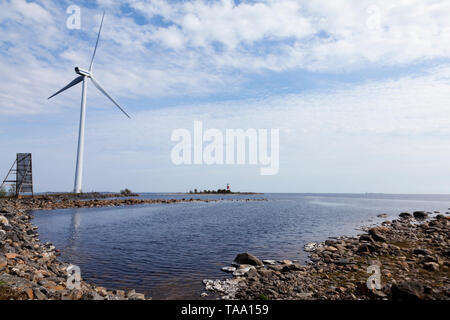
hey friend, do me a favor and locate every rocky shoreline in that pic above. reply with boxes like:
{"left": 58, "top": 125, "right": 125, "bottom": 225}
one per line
{"left": 0, "top": 196, "right": 265, "bottom": 300}
{"left": 203, "top": 211, "right": 450, "bottom": 300}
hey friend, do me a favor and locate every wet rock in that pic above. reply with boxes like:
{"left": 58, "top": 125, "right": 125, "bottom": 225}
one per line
{"left": 413, "top": 211, "right": 428, "bottom": 220}
{"left": 262, "top": 259, "right": 276, "bottom": 265}
{"left": 233, "top": 253, "right": 263, "bottom": 267}
{"left": 221, "top": 266, "right": 236, "bottom": 273}
{"left": 399, "top": 212, "right": 412, "bottom": 219}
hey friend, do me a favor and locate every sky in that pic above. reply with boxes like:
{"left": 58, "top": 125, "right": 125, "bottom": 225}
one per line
{"left": 2, "top": 0, "right": 450, "bottom": 193}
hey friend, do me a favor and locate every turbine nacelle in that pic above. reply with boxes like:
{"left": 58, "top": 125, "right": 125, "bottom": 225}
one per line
{"left": 75, "top": 67, "right": 91, "bottom": 77}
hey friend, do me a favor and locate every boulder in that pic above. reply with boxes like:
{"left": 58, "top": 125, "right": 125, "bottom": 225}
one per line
{"left": 413, "top": 211, "right": 428, "bottom": 220}
{"left": 391, "top": 281, "right": 423, "bottom": 300}
{"left": 399, "top": 212, "right": 412, "bottom": 219}
{"left": 368, "top": 228, "right": 387, "bottom": 242}
{"left": 233, "top": 253, "right": 263, "bottom": 266}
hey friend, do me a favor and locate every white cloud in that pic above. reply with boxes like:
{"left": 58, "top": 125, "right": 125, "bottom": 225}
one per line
{"left": 3, "top": 1, "right": 450, "bottom": 116}
{"left": 3, "top": 64, "right": 450, "bottom": 192}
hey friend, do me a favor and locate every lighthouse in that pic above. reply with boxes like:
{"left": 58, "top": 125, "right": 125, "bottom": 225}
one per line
{"left": 227, "top": 183, "right": 230, "bottom": 191}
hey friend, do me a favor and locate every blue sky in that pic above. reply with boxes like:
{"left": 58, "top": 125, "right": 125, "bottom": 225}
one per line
{"left": 2, "top": 0, "right": 450, "bottom": 193}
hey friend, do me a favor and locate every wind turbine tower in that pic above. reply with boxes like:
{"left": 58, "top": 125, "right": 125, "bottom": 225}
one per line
{"left": 48, "top": 13, "right": 131, "bottom": 193}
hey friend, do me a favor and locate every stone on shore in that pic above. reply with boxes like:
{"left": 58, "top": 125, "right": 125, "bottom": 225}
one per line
{"left": 391, "top": 281, "right": 424, "bottom": 300}
{"left": 233, "top": 253, "right": 263, "bottom": 266}
{"left": 368, "top": 228, "right": 387, "bottom": 242}
{"left": 221, "top": 266, "right": 236, "bottom": 273}
{"left": 399, "top": 212, "right": 412, "bottom": 219}
{"left": 0, "top": 197, "right": 151, "bottom": 300}
{"left": 205, "top": 213, "right": 449, "bottom": 301}
{"left": 413, "top": 211, "right": 428, "bottom": 220}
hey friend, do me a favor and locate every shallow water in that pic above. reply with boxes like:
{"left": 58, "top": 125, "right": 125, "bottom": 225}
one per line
{"left": 32, "top": 193, "right": 450, "bottom": 299}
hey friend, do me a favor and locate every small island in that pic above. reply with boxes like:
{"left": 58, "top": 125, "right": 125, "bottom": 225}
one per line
{"left": 187, "top": 186, "right": 262, "bottom": 195}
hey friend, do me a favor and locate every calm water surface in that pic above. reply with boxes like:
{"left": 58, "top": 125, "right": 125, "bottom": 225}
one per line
{"left": 32, "top": 193, "right": 450, "bottom": 299}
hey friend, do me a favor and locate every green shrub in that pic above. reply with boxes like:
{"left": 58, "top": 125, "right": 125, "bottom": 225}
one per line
{"left": 0, "top": 186, "right": 6, "bottom": 197}
{"left": 120, "top": 188, "right": 133, "bottom": 196}
{"left": 257, "top": 293, "right": 269, "bottom": 300}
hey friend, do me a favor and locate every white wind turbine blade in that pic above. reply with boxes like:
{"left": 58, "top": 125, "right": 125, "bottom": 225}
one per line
{"left": 48, "top": 76, "right": 84, "bottom": 99}
{"left": 90, "top": 76, "right": 131, "bottom": 119}
{"left": 89, "top": 12, "right": 105, "bottom": 72}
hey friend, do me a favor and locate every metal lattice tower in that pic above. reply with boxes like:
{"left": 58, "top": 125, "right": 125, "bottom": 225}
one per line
{"left": 1, "top": 153, "right": 33, "bottom": 196}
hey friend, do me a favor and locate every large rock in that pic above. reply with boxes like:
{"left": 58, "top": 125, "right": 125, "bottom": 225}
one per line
{"left": 399, "top": 212, "right": 412, "bottom": 219}
{"left": 413, "top": 211, "right": 428, "bottom": 220}
{"left": 233, "top": 253, "right": 263, "bottom": 266}
{"left": 368, "top": 228, "right": 387, "bottom": 242}
{"left": 391, "top": 281, "right": 423, "bottom": 300}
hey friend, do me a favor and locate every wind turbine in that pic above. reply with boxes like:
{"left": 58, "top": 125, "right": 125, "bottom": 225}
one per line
{"left": 48, "top": 12, "right": 131, "bottom": 194}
